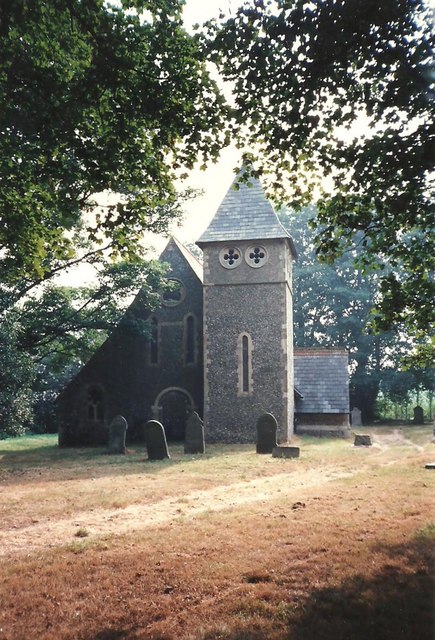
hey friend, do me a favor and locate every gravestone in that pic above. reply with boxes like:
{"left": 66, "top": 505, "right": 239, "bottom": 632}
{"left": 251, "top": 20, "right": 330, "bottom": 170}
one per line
{"left": 184, "top": 411, "right": 205, "bottom": 454}
{"left": 351, "top": 407, "right": 362, "bottom": 427}
{"left": 108, "top": 415, "right": 128, "bottom": 454}
{"left": 354, "top": 434, "right": 372, "bottom": 446}
{"left": 144, "top": 420, "right": 170, "bottom": 460}
{"left": 413, "top": 406, "right": 424, "bottom": 425}
{"left": 256, "top": 412, "right": 278, "bottom": 454}
{"left": 272, "top": 445, "right": 300, "bottom": 459}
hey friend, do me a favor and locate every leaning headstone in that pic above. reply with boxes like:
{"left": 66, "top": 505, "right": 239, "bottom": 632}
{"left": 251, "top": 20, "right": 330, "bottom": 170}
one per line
{"left": 354, "top": 434, "right": 372, "bottom": 447}
{"left": 351, "top": 407, "right": 362, "bottom": 427}
{"left": 144, "top": 420, "right": 170, "bottom": 460}
{"left": 184, "top": 411, "right": 205, "bottom": 454}
{"left": 256, "top": 412, "right": 278, "bottom": 454}
{"left": 413, "top": 406, "right": 424, "bottom": 425}
{"left": 108, "top": 415, "right": 128, "bottom": 454}
{"left": 272, "top": 446, "right": 300, "bottom": 459}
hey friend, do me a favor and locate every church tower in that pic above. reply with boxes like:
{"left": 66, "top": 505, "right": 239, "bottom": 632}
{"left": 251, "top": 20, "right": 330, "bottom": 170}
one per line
{"left": 196, "top": 172, "right": 297, "bottom": 443}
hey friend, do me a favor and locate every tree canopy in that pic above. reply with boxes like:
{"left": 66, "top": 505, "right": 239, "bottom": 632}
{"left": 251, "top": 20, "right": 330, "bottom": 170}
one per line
{"left": 281, "top": 206, "right": 425, "bottom": 421}
{"left": 0, "top": 0, "right": 227, "bottom": 292}
{"left": 0, "top": 257, "right": 169, "bottom": 437}
{"left": 205, "top": 0, "right": 435, "bottom": 345}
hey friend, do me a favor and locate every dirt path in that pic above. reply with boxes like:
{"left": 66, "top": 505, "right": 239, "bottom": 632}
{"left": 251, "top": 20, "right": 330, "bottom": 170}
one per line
{"left": 374, "top": 428, "right": 426, "bottom": 452}
{"left": 1, "top": 431, "right": 430, "bottom": 559}
{"left": 0, "top": 467, "right": 354, "bottom": 557}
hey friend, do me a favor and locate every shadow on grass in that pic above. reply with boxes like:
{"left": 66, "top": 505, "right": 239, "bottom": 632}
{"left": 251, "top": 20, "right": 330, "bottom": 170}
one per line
{"left": 286, "top": 569, "right": 433, "bottom": 640}
{"left": 0, "top": 434, "right": 256, "bottom": 485}
{"left": 86, "top": 567, "right": 433, "bottom": 640}
{"left": 198, "top": 537, "right": 434, "bottom": 640}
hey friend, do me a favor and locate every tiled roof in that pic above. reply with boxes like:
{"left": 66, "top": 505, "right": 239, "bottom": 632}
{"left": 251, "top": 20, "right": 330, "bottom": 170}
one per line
{"left": 294, "top": 350, "right": 349, "bottom": 414}
{"left": 196, "top": 171, "right": 296, "bottom": 256}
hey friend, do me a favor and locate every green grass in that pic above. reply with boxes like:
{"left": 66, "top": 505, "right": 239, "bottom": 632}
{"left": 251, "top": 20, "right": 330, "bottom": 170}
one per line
{"left": 0, "top": 425, "right": 431, "bottom": 469}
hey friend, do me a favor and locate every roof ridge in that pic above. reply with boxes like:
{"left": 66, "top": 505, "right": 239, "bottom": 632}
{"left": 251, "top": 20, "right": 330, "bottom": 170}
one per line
{"left": 160, "top": 236, "right": 203, "bottom": 283}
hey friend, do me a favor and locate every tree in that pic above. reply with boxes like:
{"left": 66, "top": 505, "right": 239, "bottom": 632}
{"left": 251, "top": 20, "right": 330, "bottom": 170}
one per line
{"left": 205, "top": 0, "right": 435, "bottom": 350}
{"left": 0, "top": 321, "right": 35, "bottom": 438}
{"left": 281, "top": 206, "right": 417, "bottom": 421}
{"left": 0, "top": 258, "right": 169, "bottom": 437}
{"left": 0, "top": 0, "right": 228, "bottom": 293}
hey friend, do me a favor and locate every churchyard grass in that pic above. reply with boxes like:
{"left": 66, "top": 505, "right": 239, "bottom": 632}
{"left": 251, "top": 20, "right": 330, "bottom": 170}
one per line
{"left": 0, "top": 426, "right": 433, "bottom": 640}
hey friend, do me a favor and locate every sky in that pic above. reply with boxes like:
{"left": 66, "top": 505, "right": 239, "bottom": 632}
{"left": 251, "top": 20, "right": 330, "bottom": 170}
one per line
{"left": 70, "top": 0, "right": 434, "bottom": 269}
{"left": 150, "top": 0, "right": 242, "bottom": 255}
{"left": 65, "top": 0, "right": 241, "bottom": 285}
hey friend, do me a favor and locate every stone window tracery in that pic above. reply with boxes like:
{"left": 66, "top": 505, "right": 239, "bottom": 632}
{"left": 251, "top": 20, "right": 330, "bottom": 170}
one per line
{"left": 219, "top": 247, "right": 241, "bottom": 269}
{"left": 245, "top": 245, "right": 268, "bottom": 268}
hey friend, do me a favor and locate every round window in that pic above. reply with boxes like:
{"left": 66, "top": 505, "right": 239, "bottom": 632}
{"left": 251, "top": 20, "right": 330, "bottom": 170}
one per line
{"left": 161, "top": 279, "right": 185, "bottom": 306}
{"left": 245, "top": 245, "right": 268, "bottom": 268}
{"left": 219, "top": 247, "right": 242, "bottom": 269}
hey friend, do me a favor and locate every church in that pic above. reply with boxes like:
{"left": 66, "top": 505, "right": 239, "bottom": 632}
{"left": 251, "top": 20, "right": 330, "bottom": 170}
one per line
{"left": 57, "top": 173, "right": 350, "bottom": 446}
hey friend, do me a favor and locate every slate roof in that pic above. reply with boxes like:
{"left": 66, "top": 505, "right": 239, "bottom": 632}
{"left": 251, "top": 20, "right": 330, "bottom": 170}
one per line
{"left": 294, "top": 348, "right": 349, "bottom": 414}
{"left": 196, "top": 170, "right": 297, "bottom": 257}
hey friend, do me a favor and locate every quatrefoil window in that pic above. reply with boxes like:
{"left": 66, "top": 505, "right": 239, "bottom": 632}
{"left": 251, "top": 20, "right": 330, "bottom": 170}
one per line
{"left": 245, "top": 245, "right": 268, "bottom": 268}
{"left": 219, "top": 247, "right": 241, "bottom": 269}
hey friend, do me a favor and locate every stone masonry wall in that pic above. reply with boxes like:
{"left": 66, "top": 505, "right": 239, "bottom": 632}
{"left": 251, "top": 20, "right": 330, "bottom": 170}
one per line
{"left": 202, "top": 238, "right": 294, "bottom": 443}
{"left": 58, "top": 239, "right": 203, "bottom": 446}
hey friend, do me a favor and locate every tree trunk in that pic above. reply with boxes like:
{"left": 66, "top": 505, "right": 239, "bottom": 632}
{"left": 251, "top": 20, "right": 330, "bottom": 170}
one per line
{"left": 351, "top": 379, "right": 379, "bottom": 423}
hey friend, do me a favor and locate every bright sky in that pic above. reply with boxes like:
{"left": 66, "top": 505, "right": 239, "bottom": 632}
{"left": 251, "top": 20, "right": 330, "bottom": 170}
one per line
{"left": 153, "top": 0, "right": 242, "bottom": 254}
{"left": 70, "top": 0, "right": 433, "bottom": 272}
{"left": 61, "top": 0, "right": 240, "bottom": 284}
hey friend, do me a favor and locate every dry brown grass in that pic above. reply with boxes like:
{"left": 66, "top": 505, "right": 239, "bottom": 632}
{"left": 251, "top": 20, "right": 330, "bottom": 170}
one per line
{"left": 0, "top": 427, "right": 434, "bottom": 640}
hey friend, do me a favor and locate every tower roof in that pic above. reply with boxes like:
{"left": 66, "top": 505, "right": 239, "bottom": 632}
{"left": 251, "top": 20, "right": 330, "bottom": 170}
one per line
{"left": 196, "top": 170, "right": 297, "bottom": 257}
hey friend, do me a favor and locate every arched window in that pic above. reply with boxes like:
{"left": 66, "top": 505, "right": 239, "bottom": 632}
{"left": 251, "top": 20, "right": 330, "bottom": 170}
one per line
{"left": 150, "top": 317, "right": 159, "bottom": 364}
{"left": 87, "top": 386, "right": 104, "bottom": 421}
{"left": 238, "top": 333, "right": 253, "bottom": 396}
{"left": 242, "top": 335, "right": 249, "bottom": 392}
{"left": 184, "top": 314, "right": 196, "bottom": 364}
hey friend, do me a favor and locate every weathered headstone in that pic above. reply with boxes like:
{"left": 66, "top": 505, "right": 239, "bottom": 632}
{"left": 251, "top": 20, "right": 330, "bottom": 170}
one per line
{"left": 144, "top": 420, "right": 170, "bottom": 460}
{"left": 413, "top": 406, "right": 424, "bottom": 424}
{"left": 108, "top": 415, "right": 128, "bottom": 454}
{"left": 354, "top": 434, "right": 372, "bottom": 446}
{"left": 272, "top": 445, "right": 300, "bottom": 459}
{"left": 351, "top": 407, "right": 362, "bottom": 427}
{"left": 256, "top": 412, "right": 278, "bottom": 454}
{"left": 184, "top": 411, "right": 205, "bottom": 454}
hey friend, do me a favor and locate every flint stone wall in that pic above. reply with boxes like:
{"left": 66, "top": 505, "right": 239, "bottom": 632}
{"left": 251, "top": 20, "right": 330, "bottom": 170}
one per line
{"left": 202, "top": 238, "right": 294, "bottom": 444}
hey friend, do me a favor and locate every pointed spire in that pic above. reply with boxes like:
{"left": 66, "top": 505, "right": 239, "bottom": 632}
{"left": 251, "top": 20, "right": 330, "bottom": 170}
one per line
{"left": 196, "top": 169, "right": 295, "bottom": 254}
